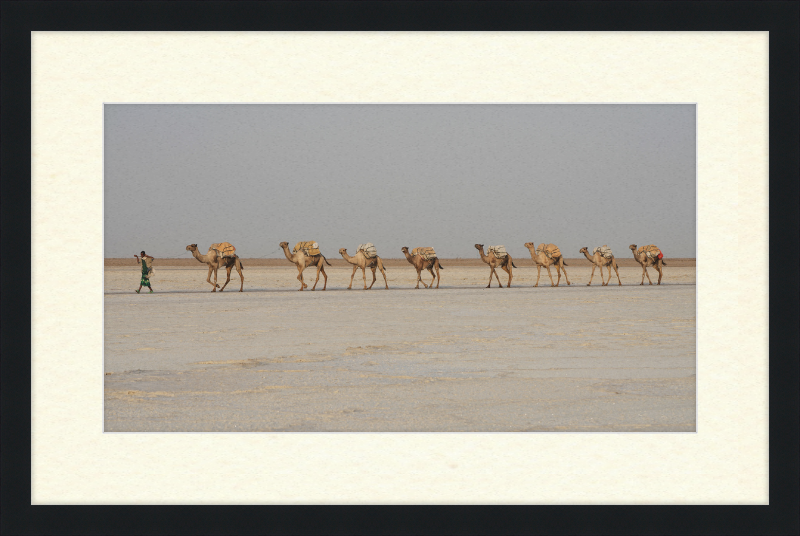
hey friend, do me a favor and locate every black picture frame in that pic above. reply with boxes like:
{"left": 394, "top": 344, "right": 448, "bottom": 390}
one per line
{"left": 2, "top": 2, "right": 797, "bottom": 535}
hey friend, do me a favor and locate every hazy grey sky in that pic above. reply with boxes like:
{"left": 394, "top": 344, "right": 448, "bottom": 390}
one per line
{"left": 104, "top": 104, "right": 695, "bottom": 258}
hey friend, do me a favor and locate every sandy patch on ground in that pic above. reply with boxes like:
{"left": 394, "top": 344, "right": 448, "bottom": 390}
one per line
{"left": 105, "top": 265, "right": 695, "bottom": 432}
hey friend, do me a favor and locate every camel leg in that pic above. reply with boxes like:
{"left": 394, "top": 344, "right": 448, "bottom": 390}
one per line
{"left": 587, "top": 265, "right": 596, "bottom": 286}
{"left": 320, "top": 265, "right": 328, "bottom": 290}
{"left": 368, "top": 266, "right": 377, "bottom": 289}
{"left": 546, "top": 265, "right": 556, "bottom": 287}
{"left": 534, "top": 265, "right": 542, "bottom": 287}
{"left": 560, "top": 261, "right": 571, "bottom": 285}
{"left": 614, "top": 263, "right": 622, "bottom": 286}
{"left": 428, "top": 266, "right": 436, "bottom": 289}
{"left": 656, "top": 263, "right": 663, "bottom": 285}
{"left": 214, "top": 266, "right": 222, "bottom": 290}
{"left": 415, "top": 268, "right": 424, "bottom": 289}
{"left": 486, "top": 267, "right": 495, "bottom": 288}
{"left": 297, "top": 265, "right": 306, "bottom": 291}
{"left": 237, "top": 260, "right": 244, "bottom": 292}
{"left": 206, "top": 266, "right": 217, "bottom": 292}
{"left": 218, "top": 264, "right": 233, "bottom": 292}
{"left": 492, "top": 267, "right": 503, "bottom": 288}
{"left": 379, "top": 266, "right": 388, "bottom": 289}
{"left": 505, "top": 260, "right": 512, "bottom": 287}
{"left": 348, "top": 265, "right": 357, "bottom": 289}
{"left": 311, "top": 263, "right": 323, "bottom": 290}
{"left": 642, "top": 265, "right": 653, "bottom": 285}
{"left": 361, "top": 266, "right": 368, "bottom": 290}
{"left": 435, "top": 265, "right": 441, "bottom": 289}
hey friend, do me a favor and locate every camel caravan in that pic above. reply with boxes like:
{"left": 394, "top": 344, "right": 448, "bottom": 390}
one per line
{"left": 174, "top": 240, "right": 668, "bottom": 292}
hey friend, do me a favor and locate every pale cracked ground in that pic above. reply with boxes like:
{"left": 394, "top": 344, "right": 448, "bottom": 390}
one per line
{"left": 104, "top": 265, "right": 696, "bottom": 432}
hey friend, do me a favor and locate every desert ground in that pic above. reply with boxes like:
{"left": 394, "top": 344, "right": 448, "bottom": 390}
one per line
{"left": 104, "top": 258, "right": 695, "bottom": 432}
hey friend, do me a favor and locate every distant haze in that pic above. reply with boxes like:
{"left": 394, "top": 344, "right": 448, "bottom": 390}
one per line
{"left": 104, "top": 104, "right": 695, "bottom": 259}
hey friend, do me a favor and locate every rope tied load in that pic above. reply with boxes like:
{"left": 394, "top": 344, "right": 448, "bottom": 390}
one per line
{"left": 293, "top": 241, "right": 320, "bottom": 256}
{"left": 593, "top": 245, "right": 613, "bottom": 259}
{"left": 638, "top": 244, "right": 663, "bottom": 260}
{"left": 358, "top": 243, "right": 378, "bottom": 258}
{"left": 412, "top": 247, "right": 437, "bottom": 260}
{"left": 536, "top": 243, "right": 561, "bottom": 259}
{"left": 209, "top": 242, "right": 237, "bottom": 258}
{"left": 488, "top": 245, "right": 508, "bottom": 258}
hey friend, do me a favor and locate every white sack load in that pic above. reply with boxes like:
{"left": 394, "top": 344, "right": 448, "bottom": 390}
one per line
{"left": 488, "top": 245, "right": 508, "bottom": 258}
{"left": 412, "top": 247, "right": 437, "bottom": 260}
{"left": 358, "top": 243, "right": 378, "bottom": 258}
{"left": 593, "top": 245, "right": 613, "bottom": 259}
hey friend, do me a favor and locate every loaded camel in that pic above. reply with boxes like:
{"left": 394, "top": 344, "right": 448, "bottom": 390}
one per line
{"left": 630, "top": 244, "right": 666, "bottom": 285}
{"left": 475, "top": 244, "right": 517, "bottom": 288}
{"left": 401, "top": 247, "right": 444, "bottom": 289}
{"left": 280, "top": 241, "right": 331, "bottom": 291}
{"left": 523, "top": 242, "right": 571, "bottom": 287}
{"left": 339, "top": 248, "right": 389, "bottom": 290}
{"left": 579, "top": 247, "right": 622, "bottom": 286}
{"left": 186, "top": 244, "right": 245, "bottom": 292}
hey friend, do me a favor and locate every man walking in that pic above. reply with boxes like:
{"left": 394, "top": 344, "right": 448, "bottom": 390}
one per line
{"left": 134, "top": 251, "right": 155, "bottom": 293}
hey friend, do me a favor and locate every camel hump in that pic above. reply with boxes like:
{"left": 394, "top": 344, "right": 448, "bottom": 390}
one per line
{"left": 294, "top": 241, "right": 320, "bottom": 256}
{"left": 488, "top": 245, "right": 508, "bottom": 258}
{"left": 209, "top": 242, "right": 237, "bottom": 258}
{"left": 412, "top": 247, "right": 436, "bottom": 260}
{"left": 358, "top": 243, "right": 378, "bottom": 258}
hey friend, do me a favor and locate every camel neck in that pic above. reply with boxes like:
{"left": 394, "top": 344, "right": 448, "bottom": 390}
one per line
{"left": 191, "top": 249, "right": 209, "bottom": 263}
{"left": 281, "top": 246, "right": 294, "bottom": 262}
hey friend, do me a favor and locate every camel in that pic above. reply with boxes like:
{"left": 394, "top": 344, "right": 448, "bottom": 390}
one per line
{"left": 339, "top": 248, "right": 389, "bottom": 290}
{"left": 185, "top": 244, "right": 244, "bottom": 292}
{"left": 523, "top": 242, "right": 571, "bottom": 287}
{"left": 579, "top": 247, "right": 622, "bottom": 286}
{"left": 280, "top": 241, "right": 331, "bottom": 291}
{"left": 630, "top": 244, "right": 667, "bottom": 285}
{"left": 401, "top": 247, "right": 444, "bottom": 289}
{"left": 475, "top": 244, "right": 517, "bottom": 288}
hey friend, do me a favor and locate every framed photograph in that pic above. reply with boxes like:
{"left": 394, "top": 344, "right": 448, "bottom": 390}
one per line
{"left": 4, "top": 1, "right": 797, "bottom": 534}
{"left": 103, "top": 101, "right": 697, "bottom": 435}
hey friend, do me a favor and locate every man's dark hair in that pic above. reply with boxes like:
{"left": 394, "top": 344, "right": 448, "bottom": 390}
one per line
{"left": 141, "top": 251, "right": 146, "bottom": 256}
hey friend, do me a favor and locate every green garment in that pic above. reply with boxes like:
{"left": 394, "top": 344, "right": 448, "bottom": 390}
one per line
{"left": 140, "top": 259, "right": 151, "bottom": 287}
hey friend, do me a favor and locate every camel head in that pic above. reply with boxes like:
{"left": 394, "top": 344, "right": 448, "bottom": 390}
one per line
{"left": 523, "top": 242, "right": 534, "bottom": 250}
{"left": 629, "top": 244, "right": 637, "bottom": 251}
{"left": 186, "top": 244, "right": 198, "bottom": 252}
{"left": 338, "top": 248, "right": 348, "bottom": 256}
{"left": 401, "top": 247, "right": 409, "bottom": 253}
{"left": 279, "top": 241, "right": 289, "bottom": 249}
{"left": 579, "top": 247, "right": 588, "bottom": 254}
{"left": 474, "top": 244, "right": 484, "bottom": 251}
